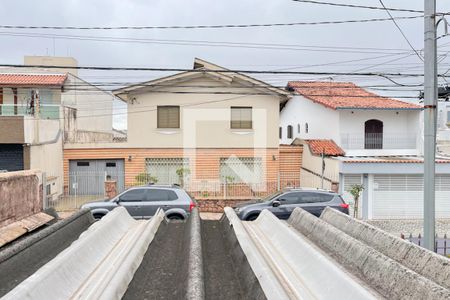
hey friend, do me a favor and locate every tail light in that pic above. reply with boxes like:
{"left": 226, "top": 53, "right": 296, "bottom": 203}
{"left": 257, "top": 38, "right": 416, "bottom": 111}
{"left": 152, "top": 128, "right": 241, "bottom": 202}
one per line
{"left": 189, "top": 200, "right": 196, "bottom": 212}
{"left": 339, "top": 203, "right": 349, "bottom": 209}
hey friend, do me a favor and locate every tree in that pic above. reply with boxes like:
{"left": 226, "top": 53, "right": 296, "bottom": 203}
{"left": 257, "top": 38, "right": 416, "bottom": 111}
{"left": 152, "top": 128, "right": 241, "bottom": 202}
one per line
{"left": 348, "top": 184, "right": 364, "bottom": 218}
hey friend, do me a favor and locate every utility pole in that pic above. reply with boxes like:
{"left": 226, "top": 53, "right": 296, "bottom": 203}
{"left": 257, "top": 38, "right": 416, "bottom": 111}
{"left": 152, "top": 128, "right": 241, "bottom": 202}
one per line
{"left": 423, "top": 0, "right": 437, "bottom": 251}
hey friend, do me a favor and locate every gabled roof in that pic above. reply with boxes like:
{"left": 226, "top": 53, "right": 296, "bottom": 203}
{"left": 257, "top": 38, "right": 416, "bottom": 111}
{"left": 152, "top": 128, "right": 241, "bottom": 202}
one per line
{"left": 114, "top": 58, "right": 290, "bottom": 102}
{"left": 301, "top": 139, "right": 345, "bottom": 156}
{"left": 0, "top": 73, "right": 67, "bottom": 86}
{"left": 287, "top": 81, "right": 422, "bottom": 110}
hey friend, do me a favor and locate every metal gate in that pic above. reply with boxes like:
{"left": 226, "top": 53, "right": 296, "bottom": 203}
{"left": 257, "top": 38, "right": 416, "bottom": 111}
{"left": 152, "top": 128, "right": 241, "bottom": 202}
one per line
{"left": 69, "top": 159, "right": 125, "bottom": 195}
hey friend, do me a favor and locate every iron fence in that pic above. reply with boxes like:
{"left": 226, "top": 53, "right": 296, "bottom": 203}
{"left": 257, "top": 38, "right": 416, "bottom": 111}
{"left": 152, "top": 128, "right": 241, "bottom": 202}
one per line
{"left": 44, "top": 170, "right": 311, "bottom": 211}
{"left": 401, "top": 233, "right": 450, "bottom": 257}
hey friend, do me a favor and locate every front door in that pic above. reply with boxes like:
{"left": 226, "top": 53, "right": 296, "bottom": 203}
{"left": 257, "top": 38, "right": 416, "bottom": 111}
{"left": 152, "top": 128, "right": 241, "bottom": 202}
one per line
{"left": 365, "top": 119, "right": 383, "bottom": 149}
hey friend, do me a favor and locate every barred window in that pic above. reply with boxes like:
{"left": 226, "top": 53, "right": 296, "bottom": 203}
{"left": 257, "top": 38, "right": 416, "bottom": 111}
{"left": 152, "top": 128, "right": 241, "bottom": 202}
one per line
{"left": 157, "top": 106, "right": 180, "bottom": 128}
{"left": 145, "top": 158, "right": 189, "bottom": 184}
{"left": 231, "top": 107, "right": 252, "bottom": 129}
{"left": 220, "top": 157, "right": 263, "bottom": 183}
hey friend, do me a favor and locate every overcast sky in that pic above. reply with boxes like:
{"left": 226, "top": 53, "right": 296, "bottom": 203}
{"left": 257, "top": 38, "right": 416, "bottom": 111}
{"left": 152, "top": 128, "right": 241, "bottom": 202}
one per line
{"left": 1, "top": 0, "right": 450, "bottom": 129}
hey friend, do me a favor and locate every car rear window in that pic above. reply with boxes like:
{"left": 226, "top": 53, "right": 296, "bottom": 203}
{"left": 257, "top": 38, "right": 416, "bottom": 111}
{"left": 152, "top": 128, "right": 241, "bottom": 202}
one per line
{"left": 146, "top": 189, "right": 178, "bottom": 201}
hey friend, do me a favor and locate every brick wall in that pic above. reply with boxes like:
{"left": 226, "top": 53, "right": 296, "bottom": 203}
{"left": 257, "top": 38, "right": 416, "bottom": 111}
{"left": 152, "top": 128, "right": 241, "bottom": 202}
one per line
{"left": 196, "top": 199, "right": 252, "bottom": 213}
{"left": 0, "top": 170, "right": 42, "bottom": 227}
{"left": 64, "top": 147, "right": 280, "bottom": 190}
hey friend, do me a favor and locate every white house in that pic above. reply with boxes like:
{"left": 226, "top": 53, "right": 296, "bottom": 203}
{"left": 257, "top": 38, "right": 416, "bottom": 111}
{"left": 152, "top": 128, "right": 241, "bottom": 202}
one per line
{"left": 280, "top": 81, "right": 450, "bottom": 220}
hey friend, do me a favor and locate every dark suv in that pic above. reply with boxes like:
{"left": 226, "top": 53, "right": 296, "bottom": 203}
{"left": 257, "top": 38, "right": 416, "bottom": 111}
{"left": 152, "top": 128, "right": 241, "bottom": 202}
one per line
{"left": 81, "top": 184, "right": 196, "bottom": 220}
{"left": 234, "top": 188, "right": 349, "bottom": 221}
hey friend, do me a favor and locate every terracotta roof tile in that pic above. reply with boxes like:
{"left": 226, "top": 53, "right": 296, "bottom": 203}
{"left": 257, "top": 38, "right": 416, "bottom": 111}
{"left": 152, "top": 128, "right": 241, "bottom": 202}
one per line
{"left": 288, "top": 81, "right": 422, "bottom": 110}
{"left": 305, "top": 139, "right": 345, "bottom": 156}
{"left": 0, "top": 73, "right": 67, "bottom": 86}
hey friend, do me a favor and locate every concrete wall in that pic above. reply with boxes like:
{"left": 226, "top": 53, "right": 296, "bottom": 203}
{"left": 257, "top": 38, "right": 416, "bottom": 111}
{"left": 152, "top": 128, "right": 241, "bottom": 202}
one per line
{"left": 0, "top": 170, "right": 42, "bottom": 227}
{"left": 126, "top": 76, "right": 280, "bottom": 149}
{"left": 300, "top": 143, "right": 339, "bottom": 190}
{"left": 0, "top": 209, "right": 94, "bottom": 297}
{"left": 62, "top": 74, "right": 114, "bottom": 134}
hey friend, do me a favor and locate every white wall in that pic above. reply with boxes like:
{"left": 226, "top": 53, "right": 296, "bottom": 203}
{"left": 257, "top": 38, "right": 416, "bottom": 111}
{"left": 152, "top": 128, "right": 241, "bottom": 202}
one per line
{"left": 62, "top": 74, "right": 114, "bottom": 133}
{"left": 279, "top": 95, "right": 340, "bottom": 144}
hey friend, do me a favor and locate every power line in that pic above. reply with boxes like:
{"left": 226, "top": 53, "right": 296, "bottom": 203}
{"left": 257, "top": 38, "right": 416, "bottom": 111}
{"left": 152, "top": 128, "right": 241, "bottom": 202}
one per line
{"left": 0, "top": 31, "right": 421, "bottom": 55}
{"left": 0, "top": 63, "right": 431, "bottom": 77}
{"left": 0, "top": 15, "right": 424, "bottom": 31}
{"left": 378, "top": 0, "right": 424, "bottom": 62}
{"left": 292, "top": 0, "right": 425, "bottom": 14}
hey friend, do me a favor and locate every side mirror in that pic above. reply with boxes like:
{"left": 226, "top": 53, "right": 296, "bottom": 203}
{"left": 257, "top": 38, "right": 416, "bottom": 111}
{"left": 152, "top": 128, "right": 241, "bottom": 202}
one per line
{"left": 272, "top": 200, "right": 281, "bottom": 207}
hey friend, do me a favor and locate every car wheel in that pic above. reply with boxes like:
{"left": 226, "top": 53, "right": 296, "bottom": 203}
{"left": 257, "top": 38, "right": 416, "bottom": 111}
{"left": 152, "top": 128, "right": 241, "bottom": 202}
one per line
{"left": 93, "top": 213, "right": 105, "bottom": 220}
{"left": 167, "top": 214, "right": 184, "bottom": 220}
{"left": 246, "top": 214, "right": 259, "bottom": 221}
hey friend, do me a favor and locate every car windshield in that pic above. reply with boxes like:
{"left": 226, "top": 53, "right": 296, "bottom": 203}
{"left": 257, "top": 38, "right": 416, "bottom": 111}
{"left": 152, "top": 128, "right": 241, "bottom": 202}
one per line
{"left": 259, "top": 191, "right": 283, "bottom": 203}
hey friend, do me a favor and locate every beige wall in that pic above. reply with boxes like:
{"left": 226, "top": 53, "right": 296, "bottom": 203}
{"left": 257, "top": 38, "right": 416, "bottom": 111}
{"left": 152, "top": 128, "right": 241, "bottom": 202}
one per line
{"left": 300, "top": 144, "right": 340, "bottom": 190}
{"left": 126, "top": 76, "right": 280, "bottom": 148}
{"left": 24, "top": 56, "right": 78, "bottom": 76}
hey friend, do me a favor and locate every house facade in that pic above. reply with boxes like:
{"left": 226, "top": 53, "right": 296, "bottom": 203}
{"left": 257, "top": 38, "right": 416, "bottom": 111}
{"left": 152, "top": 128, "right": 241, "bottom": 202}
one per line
{"left": 280, "top": 81, "right": 450, "bottom": 219}
{"left": 63, "top": 58, "right": 298, "bottom": 199}
{"left": 0, "top": 56, "right": 115, "bottom": 200}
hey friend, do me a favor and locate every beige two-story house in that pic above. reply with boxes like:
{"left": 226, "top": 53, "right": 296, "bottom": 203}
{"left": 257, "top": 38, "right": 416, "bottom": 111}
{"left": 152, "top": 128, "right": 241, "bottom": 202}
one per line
{"left": 63, "top": 58, "right": 294, "bottom": 198}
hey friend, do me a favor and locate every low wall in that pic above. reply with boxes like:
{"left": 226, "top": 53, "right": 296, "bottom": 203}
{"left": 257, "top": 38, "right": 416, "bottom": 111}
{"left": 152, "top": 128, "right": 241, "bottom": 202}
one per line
{"left": 196, "top": 199, "right": 251, "bottom": 213}
{"left": 0, "top": 170, "right": 42, "bottom": 227}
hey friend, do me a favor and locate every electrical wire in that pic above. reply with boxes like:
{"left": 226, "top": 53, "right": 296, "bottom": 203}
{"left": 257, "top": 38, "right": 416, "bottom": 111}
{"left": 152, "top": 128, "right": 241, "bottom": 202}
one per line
{"left": 0, "top": 15, "right": 424, "bottom": 31}
{"left": 378, "top": 0, "right": 424, "bottom": 62}
{"left": 292, "top": 0, "right": 425, "bottom": 14}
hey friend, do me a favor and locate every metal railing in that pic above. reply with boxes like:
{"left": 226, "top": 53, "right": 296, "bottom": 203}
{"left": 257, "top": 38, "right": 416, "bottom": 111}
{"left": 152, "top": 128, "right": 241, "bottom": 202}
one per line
{"left": 0, "top": 104, "right": 60, "bottom": 119}
{"left": 340, "top": 133, "right": 417, "bottom": 150}
{"left": 45, "top": 171, "right": 305, "bottom": 211}
{"left": 401, "top": 233, "right": 450, "bottom": 257}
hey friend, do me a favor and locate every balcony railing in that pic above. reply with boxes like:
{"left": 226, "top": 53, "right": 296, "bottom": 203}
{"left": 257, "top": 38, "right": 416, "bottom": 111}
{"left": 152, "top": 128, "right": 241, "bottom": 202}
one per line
{"left": 340, "top": 133, "right": 417, "bottom": 150}
{"left": 0, "top": 104, "right": 60, "bottom": 119}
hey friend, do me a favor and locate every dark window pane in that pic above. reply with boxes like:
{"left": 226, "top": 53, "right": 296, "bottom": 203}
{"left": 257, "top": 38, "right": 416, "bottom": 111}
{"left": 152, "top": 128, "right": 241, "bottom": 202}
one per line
{"left": 120, "top": 189, "right": 146, "bottom": 202}
{"left": 77, "top": 161, "right": 90, "bottom": 167}
{"left": 106, "top": 162, "right": 116, "bottom": 167}
{"left": 146, "top": 189, "right": 178, "bottom": 201}
{"left": 298, "top": 192, "right": 334, "bottom": 203}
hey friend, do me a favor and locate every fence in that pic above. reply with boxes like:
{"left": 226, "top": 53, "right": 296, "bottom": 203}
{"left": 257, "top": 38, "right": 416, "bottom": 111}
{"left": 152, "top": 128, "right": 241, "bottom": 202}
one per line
{"left": 44, "top": 170, "right": 311, "bottom": 211}
{"left": 401, "top": 233, "right": 450, "bottom": 257}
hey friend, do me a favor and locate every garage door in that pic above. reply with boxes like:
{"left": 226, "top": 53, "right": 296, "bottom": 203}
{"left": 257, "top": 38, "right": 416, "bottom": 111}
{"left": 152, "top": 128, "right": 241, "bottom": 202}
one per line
{"left": 69, "top": 159, "right": 125, "bottom": 195}
{"left": 0, "top": 144, "right": 23, "bottom": 171}
{"left": 372, "top": 174, "right": 450, "bottom": 219}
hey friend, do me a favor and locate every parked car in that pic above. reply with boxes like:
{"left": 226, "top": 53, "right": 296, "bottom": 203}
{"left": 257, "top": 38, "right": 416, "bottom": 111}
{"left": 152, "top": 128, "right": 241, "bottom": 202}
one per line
{"left": 81, "top": 184, "right": 196, "bottom": 220}
{"left": 234, "top": 188, "right": 349, "bottom": 221}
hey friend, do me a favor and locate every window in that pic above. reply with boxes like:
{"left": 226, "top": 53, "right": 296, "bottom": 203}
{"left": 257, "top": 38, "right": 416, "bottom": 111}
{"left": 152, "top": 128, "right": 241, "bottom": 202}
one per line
{"left": 279, "top": 127, "right": 282, "bottom": 139}
{"left": 305, "top": 123, "right": 309, "bottom": 133}
{"left": 298, "top": 192, "right": 334, "bottom": 203}
{"left": 297, "top": 124, "right": 301, "bottom": 133}
{"left": 364, "top": 119, "right": 383, "bottom": 149}
{"left": 231, "top": 107, "right": 252, "bottom": 129}
{"left": 119, "top": 189, "right": 147, "bottom": 202}
{"left": 77, "top": 161, "right": 90, "bottom": 167}
{"left": 146, "top": 189, "right": 178, "bottom": 201}
{"left": 278, "top": 193, "right": 301, "bottom": 205}
{"left": 146, "top": 158, "right": 189, "bottom": 184}
{"left": 157, "top": 106, "right": 180, "bottom": 128}
{"left": 287, "top": 125, "right": 293, "bottom": 139}
{"left": 220, "top": 157, "right": 263, "bottom": 183}
{"left": 106, "top": 162, "right": 116, "bottom": 167}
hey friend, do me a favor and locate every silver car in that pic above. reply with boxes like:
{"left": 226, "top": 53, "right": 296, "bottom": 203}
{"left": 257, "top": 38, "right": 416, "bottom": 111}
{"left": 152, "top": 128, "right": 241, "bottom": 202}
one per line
{"left": 81, "top": 184, "right": 195, "bottom": 220}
